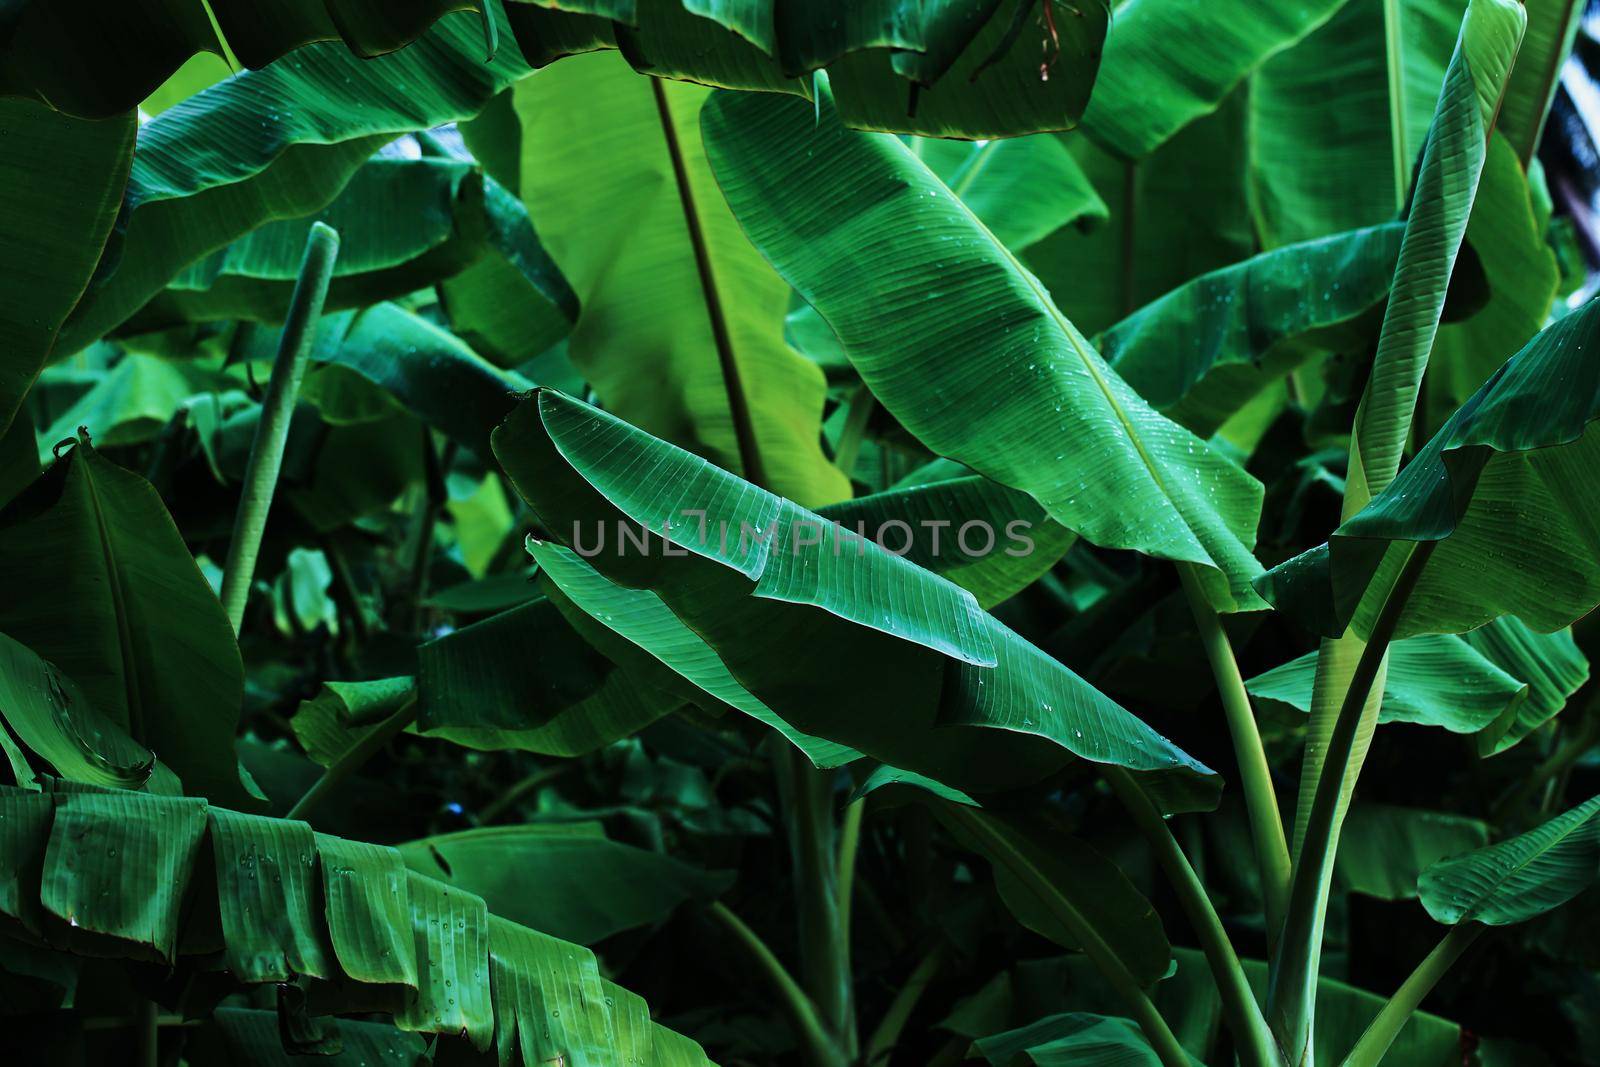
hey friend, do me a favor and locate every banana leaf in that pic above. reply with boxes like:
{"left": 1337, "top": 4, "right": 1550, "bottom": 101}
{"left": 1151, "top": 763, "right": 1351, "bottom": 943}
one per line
{"left": 970, "top": 1011, "right": 1180, "bottom": 1066}
{"left": 124, "top": 155, "right": 576, "bottom": 337}
{"left": 490, "top": 50, "right": 845, "bottom": 506}
{"left": 397, "top": 822, "right": 732, "bottom": 944}
{"left": 1419, "top": 793, "right": 1600, "bottom": 924}
{"left": 56, "top": 6, "right": 533, "bottom": 356}
{"left": 1255, "top": 294, "right": 1600, "bottom": 640}
{"left": 702, "top": 80, "right": 1267, "bottom": 612}
{"left": 0, "top": 100, "right": 133, "bottom": 435}
{"left": 0, "top": 438, "right": 253, "bottom": 805}
{"left": 493, "top": 388, "right": 1218, "bottom": 800}
{"left": 1098, "top": 222, "right": 1405, "bottom": 436}
{"left": 504, "top": 0, "right": 1112, "bottom": 139}
{"left": 0, "top": 0, "right": 484, "bottom": 117}
{"left": 0, "top": 779, "right": 713, "bottom": 1065}
{"left": 1080, "top": 0, "right": 1349, "bottom": 160}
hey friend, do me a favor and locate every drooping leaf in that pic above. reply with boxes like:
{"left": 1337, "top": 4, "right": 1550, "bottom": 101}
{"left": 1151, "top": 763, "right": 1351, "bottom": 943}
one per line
{"left": 1246, "top": 632, "right": 1527, "bottom": 734}
{"left": 1420, "top": 794, "right": 1600, "bottom": 925}
{"left": 416, "top": 594, "right": 689, "bottom": 758}
{"left": 1256, "top": 294, "right": 1600, "bottom": 639}
{"left": 397, "top": 823, "right": 733, "bottom": 944}
{"left": 495, "top": 50, "right": 846, "bottom": 506}
{"left": 0, "top": 0, "right": 481, "bottom": 117}
{"left": 0, "top": 783, "right": 710, "bottom": 1064}
{"left": 0, "top": 632, "right": 154, "bottom": 790}
{"left": 0, "top": 99, "right": 134, "bottom": 434}
{"left": 494, "top": 389, "right": 1217, "bottom": 798}
{"left": 1099, "top": 222, "right": 1405, "bottom": 436}
{"left": 56, "top": 6, "right": 534, "bottom": 356}
{"left": 1465, "top": 616, "right": 1589, "bottom": 755}
{"left": 1334, "top": 803, "right": 1490, "bottom": 901}
{"left": 912, "top": 134, "right": 1108, "bottom": 252}
{"left": 703, "top": 82, "right": 1267, "bottom": 612}
{"left": 235, "top": 303, "right": 530, "bottom": 456}
{"left": 125, "top": 155, "right": 576, "bottom": 336}
{"left": 191, "top": 1007, "right": 429, "bottom": 1067}
{"left": 1080, "top": 0, "right": 1350, "bottom": 160}
{"left": 0, "top": 439, "right": 252, "bottom": 805}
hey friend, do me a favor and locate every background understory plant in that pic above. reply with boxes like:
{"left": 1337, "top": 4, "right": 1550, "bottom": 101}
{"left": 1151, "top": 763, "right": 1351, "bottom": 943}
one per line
{"left": 3, "top": 0, "right": 1600, "bottom": 1065}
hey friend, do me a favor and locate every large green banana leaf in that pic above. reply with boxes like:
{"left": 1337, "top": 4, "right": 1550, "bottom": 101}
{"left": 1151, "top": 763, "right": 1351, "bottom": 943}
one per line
{"left": 0, "top": 632, "right": 155, "bottom": 790}
{"left": 233, "top": 303, "right": 531, "bottom": 456}
{"left": 489, "top": 50, "right": 845, "bottom": 506}
{"left": 493, "top": 389, "right": 1217, "bottom": 799}
{"left": 0, "top": 100, "right": 133, "bottom": 436}
{"left": 1497, "top": 0, "right": 1584, "bottom": 165}
{"left": 702, "top": 81, "right": 1266, "bottom": 613}
{"left": 1334, "top": 803, "right": 1489, "bottom": 901}
{"left": 1256, "top": 294, "right": 1600, "bottom": 639}
{"left": 426, "top": 472, "right": 1071, "bottom": 766}
{"left": 397, "top": 822, "right": 732, "bottom": 944}
{"left": 1248, "top": 0, "right": 1466, "bottom": 246}
{"left": 1246, "top": 632, "right": 1526, "bottom": 734}
{"left": 911, "top": 135, "right": 1107, "bottom": 253}
{"left": 0, "top": 0, "right": 483, "bottom": 117}
{"left": 124, "top": 155, "right": 576, "bottom": 336}
{"left": 1463, "top": 616, "right": 1588, "bottom": 754}
{"left": 504, "top": 0, "right": 1111, "bottom": 139}
{"left": 416, "top": 594, "right": 689, "bottom": 758}
{"left": 1423, "top": 132, "right": 1559, "bottom": 436}
{"left": 56, "top": 7, "right": 533, "bottom": 356}
{"left": 33, "top": 353, "right": 227, "bottom": 460}
{"left": 1080, "top": 0, "right": 1349, "bottom": 160}
{"left": 1419, "top": 793, "right": 1600, "bottom": 924}
{"left": 0, "top": 439, "right": 253, "bottom": 805}
{"left": 0, "top": 780, "right": 712, "bottom": 1065}
{"left": 1098, "top": 222, "right": 1405, "bottom": 436}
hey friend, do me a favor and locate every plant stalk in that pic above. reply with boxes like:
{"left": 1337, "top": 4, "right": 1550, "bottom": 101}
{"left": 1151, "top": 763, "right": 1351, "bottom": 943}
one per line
{"left": 1176, "top": 562, "right": 1291, "bottom": 941}
{"left": 777, "top": 747, "right": 856, "bottom": 1060}
{"left": 709, "top": 901, "right": 847, "bottom": 1067}
{"left": 219, "top": 222, "right": 340, "bottom": 635}
{"left": 1382, "top": 0, "right": 1409, "bottom": 212}
{"left": 1268, "top": 541, "right": 1437, "bottom": 1064}
{"left": 286, "top": 697, "right": 418, "bottom": 823}
{"left": 940, "top": 802, "right": 1193, "bottom": 1067}
{"left": 1341, "top": 924, "right": 1484, "bottom": 1067}
{"left": 1105, "top": 767, "right": 1282, "bottom": 1067}
{"left": 138, "top": 998, "right": 159, "bottom": 1067}
{"left": 836, "top": 796, "right": 864, "bottom": 938}
{"left": 863, "top": 943, "right": 946, "bottom": 1065}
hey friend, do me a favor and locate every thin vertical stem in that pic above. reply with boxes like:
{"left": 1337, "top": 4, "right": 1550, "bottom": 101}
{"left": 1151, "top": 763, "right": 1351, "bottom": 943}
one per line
{"left": 1341, "top": 924, "right": 1484, "bottom": 1067}
{"left": 1105, "top": 768, "right": 1282, "bottom": 1067}
{"left": 709, "top": 902, "right": 847, "bottom": 1067}
{"left": 219, "top": 223, "right": 340, "bottom": 635}
{"left": 1383, "top": 0, "right": 1409, "bottom": 212}
{"left": 1270, "top": 542, "right": 1437, "bottom": 1063}
{"left": 939, "top": 802, "right": 1192, "bottom": 1067}
{"left": 649, "top": 76, "right": 766, "bottom": 489}
{"left": 1176, "top": 562, "right": 1292, "bottom": 941}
